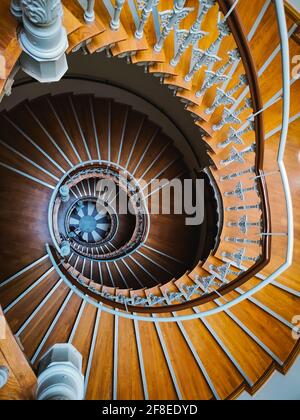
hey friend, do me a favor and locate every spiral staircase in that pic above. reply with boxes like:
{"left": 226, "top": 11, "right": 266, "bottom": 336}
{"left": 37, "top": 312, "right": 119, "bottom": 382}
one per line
{"left": 0, "top": 0, "right": 299, "bottom": 400}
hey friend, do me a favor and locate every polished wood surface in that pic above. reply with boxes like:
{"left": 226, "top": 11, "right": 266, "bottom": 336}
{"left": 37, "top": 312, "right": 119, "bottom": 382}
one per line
{"left": 0, "top": 306, "right": 36, "bottom": 400}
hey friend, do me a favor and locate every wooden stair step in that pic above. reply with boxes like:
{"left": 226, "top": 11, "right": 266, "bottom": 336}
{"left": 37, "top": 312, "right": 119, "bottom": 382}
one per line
{"left": 0, "top": 257, "right": 52, "bottom": 308}
{"left": 5, "top": 269, "right": 61, "bottom": 334}
{"left": 18, "top": 281, "right": 70, "bottom": 361}
{"left": 63, "top": 0, "right": 105, "bottom": 53}
{"left": 86, "top": 1, "right": 128, "bottom": 54}
{"left": 85, "top": 308, "right": 114, "bottom": 399}
{"left": 32, "top": 293, "right": 83, "bottom": 369}
{"left": 111, "top": 1, "right": 149, "bottom": 57}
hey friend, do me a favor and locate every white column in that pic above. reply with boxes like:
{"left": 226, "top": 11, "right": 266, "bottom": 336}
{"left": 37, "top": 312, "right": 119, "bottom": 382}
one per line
{"left": 110, "top": 0, "right": 126, "bottom": 31}
{"left": 36, "top": 344, "right": 84, "bottom": 400}
{"left": 19, "top": 0, "right": 69, "bottom": 83}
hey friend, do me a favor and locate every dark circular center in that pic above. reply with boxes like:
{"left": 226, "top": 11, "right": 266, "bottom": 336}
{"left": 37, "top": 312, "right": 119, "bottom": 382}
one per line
{"left": 79, "top": 215, "right": 97, "bottom": 233}
{"left": 67, "top": 199, "right": 113, "bottom": 244}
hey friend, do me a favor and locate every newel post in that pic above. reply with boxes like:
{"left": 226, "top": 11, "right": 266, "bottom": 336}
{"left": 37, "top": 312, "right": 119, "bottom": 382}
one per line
{"left": 18, "top": 0, "right": 69, "bottom": 83}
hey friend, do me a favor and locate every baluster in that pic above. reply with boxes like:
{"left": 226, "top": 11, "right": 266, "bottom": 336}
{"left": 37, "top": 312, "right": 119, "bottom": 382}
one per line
{"left": 186, "top": 48, "right": 221, "bottom": 82}
{"left": 139, "top": 296, "right": 150, "bottom": 306}
{"left": 84, "top": 0, "right": 95, "bottom": 23}
{"left": 221, "top": 144, "right": 256, "bottom": 166}
{"left": 206, "top": 74, "right": 248, "bottom": 115}
{"left": 220, "top": 166, "right": 255, "bottom": 181}
{"left": 110, "top": 0, "right": 126, "bottom": 31}
{"left": 226, "top": 203, "right": 261, "bottom": 211}
{"left": 172, "top": 28, "right": 206, "bottom": 67}
{"left": 165, "top": 289, "right": 184, "bottom": 303}
{"left": 209, "top": 263, "right": 240, "bottom": 283}
{"left": 224, "top": 181, "right": 258, "bottom": 201}
{"left": 225, "top": 237, "right": 261, "bottom": 245}
{"left": 196, "top": 48, "right": 240, "bottom": 97}
{"left": 228, "top": 215, "right": 262, "bottom": 234}
{"left": 218, "top": 121, "right": 254, "bottom": 148}
{"left": 213, "top": 97, "right": 253, "bottom": 131}
{"left": 222, "top": 248, "right": 259, "bottom": 267}
{"left": 170, "top": 0, "right": 215, "bottom": 67}
{"left": 59, "top": 185, "right": 70, "bottom": 203}
{"left": 180, "top": 283, "right": 203, "bottom": 299}
{"left": 135, "top": 0, "right": 159, "bottom": 40}
{"left": 185, "top": 21, "right": 231, "bottom": 82}
{"left": 194, "top": 274, "right": 217, "bottom": 294}
{"left": 147, "top": 293, "right": 167, "bottom": 306}
{"left": 154, "top": 0, "right": 193, "bottom": 53}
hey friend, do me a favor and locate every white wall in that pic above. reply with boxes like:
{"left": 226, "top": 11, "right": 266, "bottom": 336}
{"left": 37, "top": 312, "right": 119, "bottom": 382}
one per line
{"left": 238, "top": 356, "right": 300, "bottom": 400}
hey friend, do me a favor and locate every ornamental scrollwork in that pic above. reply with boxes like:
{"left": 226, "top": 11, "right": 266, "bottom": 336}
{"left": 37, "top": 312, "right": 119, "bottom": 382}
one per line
{"left": 21, "top": 0, "right": 63, "bottom": 25}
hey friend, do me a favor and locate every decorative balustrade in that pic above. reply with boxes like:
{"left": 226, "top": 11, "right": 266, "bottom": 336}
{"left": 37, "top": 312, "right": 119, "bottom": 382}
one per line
{"left": 47, "top": 243, "right": 228, "bottom": 313}
{"left": 224, "top": 181, "right": 258, "bottom": 201}
{"left": 221, "top": 144, "right": 256, "bottom": 166}
{"left": 213, "top": 97, "right": 253, "bottom": 131}
{"left": 154, "top": 0, "right": 194, "bottom": 53}
{"left": 10, "top": 0, "right": 22, "bottom": 20}
{"left": 218, "top": 122, "right": 254, "bottom": 148}
{"left": 135, "top": 0, "right": 159, "bottom": 40}
{"left": 228, "top": 215, "right": 262, "bottom": 234}
{"left": 220, "top": 166, "right": 255, "bottom": 181}
{"left": 209, "top": 263, "right": 239, "bottom": 282}
{"left": 206, "top": 74, "right": 248, "bottom": 115}
{"left": 170, "top": 0, "right": 215, "bottom": 67}
{"left": 222, "top": 249, "right": 259, "bottom": 267}
{"left": 196, "top": 48, "right": 240, "bottom": 97}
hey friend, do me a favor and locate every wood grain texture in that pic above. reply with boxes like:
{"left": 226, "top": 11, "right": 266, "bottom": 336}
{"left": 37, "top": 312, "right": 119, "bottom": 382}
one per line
{"left": 0, "top": 306, "right": 36, "bottom": 400}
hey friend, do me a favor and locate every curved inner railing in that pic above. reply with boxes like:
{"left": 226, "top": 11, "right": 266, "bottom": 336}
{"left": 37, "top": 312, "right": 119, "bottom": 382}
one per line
{"left": 51, "top": 163, "right": 150, "bottom": 262}
{"left": 48, "top": 160, "right": 151, "bottom": 259}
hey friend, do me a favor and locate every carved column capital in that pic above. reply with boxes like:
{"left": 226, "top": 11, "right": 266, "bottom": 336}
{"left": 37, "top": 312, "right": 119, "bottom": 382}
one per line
{"left": 18, "top": 0, "right": 68, "bottom": 83}
{"left": 10, "top": 0, "right": 22, "bottom": 20}
{"left": 21, "top": 0, "right": 63, "bottom": 25}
